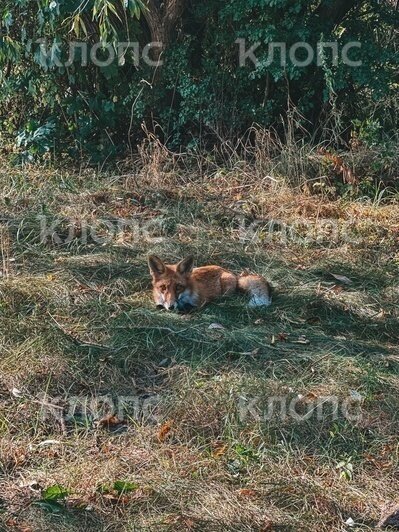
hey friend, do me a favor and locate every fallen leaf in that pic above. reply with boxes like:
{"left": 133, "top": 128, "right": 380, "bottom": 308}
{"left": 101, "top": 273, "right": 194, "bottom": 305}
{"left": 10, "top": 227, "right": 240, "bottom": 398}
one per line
{"left": 13, "top": 449, "right": 26, "bottom": 466}
{"left": 331, "top": 273, "right": 353, "bottom": 285}
{"left": 208, "top": 323, "right": 225, "bottom": 330}
{"left": 212, "top": 443, "right": 228, "bottom": 458}
{"left": 303, "top": 391, "right": 318, "bottom": 402}
{"left": 294, "top": 335, "right": 310, "bottom": 345}
{"left": 157, "top": 420, "right": 173, "bottom": 442}
{"left": 97, "top": 415, "right": 123, "bottom": 429}
{"left": 331, "top": 284, "right": 344, "bottom": 294}
{"left": 37, "top": 440, "right": 62, "bottom": 447}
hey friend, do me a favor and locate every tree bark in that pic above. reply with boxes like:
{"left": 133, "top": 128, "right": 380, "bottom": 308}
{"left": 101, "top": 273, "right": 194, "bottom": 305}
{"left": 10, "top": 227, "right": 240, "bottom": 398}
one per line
{"left": 142, "top": 0, "right": 185, "bottom": 57}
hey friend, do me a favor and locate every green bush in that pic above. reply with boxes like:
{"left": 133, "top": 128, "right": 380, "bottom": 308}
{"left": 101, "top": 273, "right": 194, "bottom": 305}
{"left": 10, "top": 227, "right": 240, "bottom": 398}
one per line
{"left": 0, "top": 0, "right": 397, "bottom": 165}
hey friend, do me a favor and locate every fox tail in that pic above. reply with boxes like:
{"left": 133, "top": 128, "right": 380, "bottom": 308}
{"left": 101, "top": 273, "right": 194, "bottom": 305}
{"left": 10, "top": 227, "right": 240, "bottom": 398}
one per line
{"left": 237, "top": 272, "right": 272, "bottom": 308}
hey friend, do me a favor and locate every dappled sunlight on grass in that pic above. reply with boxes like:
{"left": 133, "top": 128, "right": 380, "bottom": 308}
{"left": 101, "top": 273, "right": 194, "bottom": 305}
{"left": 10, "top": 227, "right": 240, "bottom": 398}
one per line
{"left": 0, "top": 168, "right": 398, "bottom": 530}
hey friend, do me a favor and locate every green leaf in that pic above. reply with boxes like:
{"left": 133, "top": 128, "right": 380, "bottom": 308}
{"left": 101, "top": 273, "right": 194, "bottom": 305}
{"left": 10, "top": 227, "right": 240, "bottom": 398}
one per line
{"left": 113, "top": 480, "right": 138, "bottom": 493}
{"left": 42, "top": 484, "right": 70, "bottom": 501}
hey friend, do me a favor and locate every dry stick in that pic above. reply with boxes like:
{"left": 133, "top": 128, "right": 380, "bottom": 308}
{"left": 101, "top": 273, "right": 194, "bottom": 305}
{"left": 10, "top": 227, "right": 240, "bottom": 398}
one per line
{"left": 128, "top": 79, "right": 151, "bottom": 162}
{"left": 0, "top": 225, "right": 11, "bottom": 278}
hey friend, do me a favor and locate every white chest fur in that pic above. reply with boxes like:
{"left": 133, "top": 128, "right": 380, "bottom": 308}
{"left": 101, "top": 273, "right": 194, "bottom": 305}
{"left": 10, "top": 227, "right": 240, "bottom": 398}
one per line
{"left": 177, "top": 289, "right": 198, "bottom": 308}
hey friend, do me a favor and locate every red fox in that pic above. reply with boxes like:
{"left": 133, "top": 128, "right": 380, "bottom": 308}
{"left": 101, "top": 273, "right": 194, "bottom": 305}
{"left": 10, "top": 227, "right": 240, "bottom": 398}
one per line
{"left": 148, "top": 255, "right": 272, "bottom": 311}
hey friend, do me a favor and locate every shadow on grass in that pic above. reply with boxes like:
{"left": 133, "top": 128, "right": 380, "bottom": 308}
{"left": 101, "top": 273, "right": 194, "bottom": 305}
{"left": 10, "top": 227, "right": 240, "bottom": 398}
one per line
{"left": 64, "top": 249, "right": 149, "bottom": 285}
{"left": 49, "top": 248, "right": 396, "bottom": 398}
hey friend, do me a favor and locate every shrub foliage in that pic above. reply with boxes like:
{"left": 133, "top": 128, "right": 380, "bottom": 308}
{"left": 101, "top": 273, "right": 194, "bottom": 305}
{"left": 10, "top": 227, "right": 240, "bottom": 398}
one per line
{"left": 0, "top": 0, "right": 398, "bottom": 162}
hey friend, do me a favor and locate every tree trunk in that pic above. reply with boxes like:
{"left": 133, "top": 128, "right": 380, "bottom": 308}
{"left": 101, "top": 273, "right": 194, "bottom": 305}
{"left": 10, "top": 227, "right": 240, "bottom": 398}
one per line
{"left": 142, "top": 0, "right": 185, "bottom": 59}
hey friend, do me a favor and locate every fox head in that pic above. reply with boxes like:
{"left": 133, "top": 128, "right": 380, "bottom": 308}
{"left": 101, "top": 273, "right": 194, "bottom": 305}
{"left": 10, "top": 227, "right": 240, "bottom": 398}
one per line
{"left": 148, "top": 255, "right": 194, "bottom": 310}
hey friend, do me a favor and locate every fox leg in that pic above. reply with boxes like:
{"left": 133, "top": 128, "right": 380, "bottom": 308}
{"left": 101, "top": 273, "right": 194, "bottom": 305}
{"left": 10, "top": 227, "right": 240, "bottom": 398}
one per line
{"left": 237, "top": 273, "right": 272, "bottom": 307}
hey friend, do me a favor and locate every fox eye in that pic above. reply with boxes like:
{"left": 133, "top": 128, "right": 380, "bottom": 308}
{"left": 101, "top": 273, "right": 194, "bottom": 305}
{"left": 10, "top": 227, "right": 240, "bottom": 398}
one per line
{"left": 160, "top": 284, "right": 167, "bottom": 292}
{"left": 176, "top": 284, "right": 184, "bottom": 292}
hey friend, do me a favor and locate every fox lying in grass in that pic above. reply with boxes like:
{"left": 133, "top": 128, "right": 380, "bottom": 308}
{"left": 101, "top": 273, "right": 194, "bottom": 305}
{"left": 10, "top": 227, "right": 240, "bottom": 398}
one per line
{"left": 148, "top": 255, "right": 272, "bottom": 312}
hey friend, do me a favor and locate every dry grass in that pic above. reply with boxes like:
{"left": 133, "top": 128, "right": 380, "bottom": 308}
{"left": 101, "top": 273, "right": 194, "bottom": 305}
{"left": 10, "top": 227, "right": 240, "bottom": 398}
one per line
{"left": 0, "top": 149, "right": 398, "bottom": 531}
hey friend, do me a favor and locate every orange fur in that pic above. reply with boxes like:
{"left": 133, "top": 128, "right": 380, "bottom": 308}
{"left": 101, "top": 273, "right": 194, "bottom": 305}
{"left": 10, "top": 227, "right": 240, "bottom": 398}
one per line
{"left": 148, "top": 256, "right": 272, "bottom": 311}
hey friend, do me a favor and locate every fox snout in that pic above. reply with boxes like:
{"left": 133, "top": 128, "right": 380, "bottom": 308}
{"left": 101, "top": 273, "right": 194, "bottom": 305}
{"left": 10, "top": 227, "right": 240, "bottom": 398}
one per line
{"left": 157, "top": 299, "right": 177, "bottom": 311}
{"left": 153, "top": 283, "right": 179, "bottom": 310}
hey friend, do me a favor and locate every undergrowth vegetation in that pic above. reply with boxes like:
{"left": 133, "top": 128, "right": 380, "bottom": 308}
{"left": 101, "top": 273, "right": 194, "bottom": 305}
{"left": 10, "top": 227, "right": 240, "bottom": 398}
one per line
{"left": 0, "top": 144, "right": 398, "bottom": 530}
{"left": 0, "top": 0, "right": 398, "bottom": 168}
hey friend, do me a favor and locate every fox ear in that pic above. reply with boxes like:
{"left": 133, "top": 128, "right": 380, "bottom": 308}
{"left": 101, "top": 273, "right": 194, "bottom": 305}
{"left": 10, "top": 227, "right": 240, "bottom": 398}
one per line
{"left": 148, "top": 255, "right": 165, "bottom": 276}
{"left": 177, "top": 256, "right": 194, "bottom": 276}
